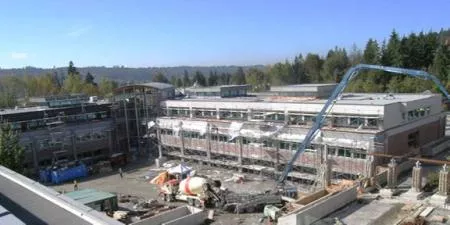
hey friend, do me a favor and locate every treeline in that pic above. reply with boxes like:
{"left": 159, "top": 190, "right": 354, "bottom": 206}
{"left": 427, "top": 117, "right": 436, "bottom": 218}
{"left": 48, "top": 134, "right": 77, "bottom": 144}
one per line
{"left": 165, "top": 29, "right": 450, "bottom": 94}
{"left": 1, "top": 29, "right": 449, "bottom": 108}
{"left": 0, "top": 65, "right": 265, "bottom": 83}
{"left": 0, "top": 61, "right": 118, "bottom": 108}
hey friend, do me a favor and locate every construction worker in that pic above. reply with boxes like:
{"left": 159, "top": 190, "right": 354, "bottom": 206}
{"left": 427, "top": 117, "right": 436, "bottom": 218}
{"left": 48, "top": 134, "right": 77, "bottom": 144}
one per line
{"left": 119, "top": 168, "right": 123, "bottom": 179}
{"left": 73, "top": 180, "right": 78, "bottom": 191}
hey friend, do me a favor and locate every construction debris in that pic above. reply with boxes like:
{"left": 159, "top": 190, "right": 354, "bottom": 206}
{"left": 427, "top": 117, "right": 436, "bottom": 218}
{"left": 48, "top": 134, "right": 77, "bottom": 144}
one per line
{"left": 225, "top": 174, "right": 246, "bottom": 183}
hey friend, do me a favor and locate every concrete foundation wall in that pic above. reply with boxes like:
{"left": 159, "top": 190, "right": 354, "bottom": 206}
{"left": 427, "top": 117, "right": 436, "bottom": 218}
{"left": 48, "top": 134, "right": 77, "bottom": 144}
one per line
{"left": 131, "top": 206, "right": 206, "bottom": 225}
{"left": 162, "top": 210, "right": 207, "bottom": 225}
{"left": 131, "top": 207, "right": 190, "bottom": 225}
{"left": 278, "top": 186, "right": 357, "bottom": 225}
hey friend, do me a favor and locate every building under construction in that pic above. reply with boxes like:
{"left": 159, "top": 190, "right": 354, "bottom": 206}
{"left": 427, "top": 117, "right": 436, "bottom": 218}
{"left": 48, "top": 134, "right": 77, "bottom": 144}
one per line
{"left": 0, "top": 94, "right": 116, "bottom": 173}
{"left": 154, "top": 84, "right": 446, "bottom": 180}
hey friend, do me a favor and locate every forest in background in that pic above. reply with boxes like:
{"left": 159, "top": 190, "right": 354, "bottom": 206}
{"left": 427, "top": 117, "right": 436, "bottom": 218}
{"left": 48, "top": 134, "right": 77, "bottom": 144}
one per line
{"left": 0, "top": 28, "right": 449, "bottom": 108}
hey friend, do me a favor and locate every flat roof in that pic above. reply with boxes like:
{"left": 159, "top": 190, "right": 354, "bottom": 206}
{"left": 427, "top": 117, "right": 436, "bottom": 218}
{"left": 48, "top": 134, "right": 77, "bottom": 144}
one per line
{"left": 185, "top": 84, "right": 250, "bottom": 93}
{"left": 0, "top": 166, "right": 122, "bottom": 225}
{"left": 114, "top": 82, "right": 174, "bottom": 92}
{"left": 0, "top": 102, "right": 111, "bottom": 116}
{"left": 65, "top": 189, "right": 116, "bottom": 205}
{"left": 270, "top": 83, "right": 337, "bottom": 92}
{"left": 166, "top": 93, "right": 440, "bottom": 106}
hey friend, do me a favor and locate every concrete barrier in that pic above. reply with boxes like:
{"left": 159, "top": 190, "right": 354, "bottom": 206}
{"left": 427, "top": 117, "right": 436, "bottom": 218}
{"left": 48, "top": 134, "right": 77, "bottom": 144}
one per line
{"left": 131, "top": 206, "right": 206, "bottom": 225}
{"left": 278, "top": 186, "right": 357, "bottom": 225}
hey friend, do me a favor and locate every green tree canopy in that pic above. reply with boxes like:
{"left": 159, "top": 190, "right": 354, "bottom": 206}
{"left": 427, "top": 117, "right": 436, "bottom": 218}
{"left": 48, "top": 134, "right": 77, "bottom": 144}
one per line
{"left": 193, "top": 71, "right": 207, "bottom": 86}
{"left": 303, "top": 53, "right": 323, "bottom": 83}
{"left": 208, "top": 71, "right": 218, "bottom": 86}
{"left": 182, "top": 70, "right": 191, "bottom": 87}
{"left": 0, "top": 123, "right": 24, "bottom": 173}
{"left": 152, "top": 72, "right": 170, "bottom": 83}
{"left": 231, "top": 67, "right": 246, "bottom": 85}
{"left": 246, "top": 68, "right": 269, "bottom": 92}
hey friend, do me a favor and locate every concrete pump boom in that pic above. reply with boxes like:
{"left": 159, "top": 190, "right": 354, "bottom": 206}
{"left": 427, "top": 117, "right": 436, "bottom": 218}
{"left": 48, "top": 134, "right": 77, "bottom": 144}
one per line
{"left": 277, "top": 64, "right": 450, "bottom": 185}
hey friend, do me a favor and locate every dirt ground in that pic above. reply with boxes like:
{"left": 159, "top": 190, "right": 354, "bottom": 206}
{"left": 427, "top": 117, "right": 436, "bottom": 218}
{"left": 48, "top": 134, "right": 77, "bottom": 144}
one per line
{"left": 51, "top": 159, "right": 285, "bottom": 225}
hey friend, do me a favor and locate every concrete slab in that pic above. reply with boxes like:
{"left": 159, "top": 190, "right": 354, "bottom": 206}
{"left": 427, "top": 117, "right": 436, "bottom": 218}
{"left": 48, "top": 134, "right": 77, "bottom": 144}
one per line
{"left": 400, "top": 190, "right": 424, "bottom": 201}
{"left": 429, "top": 195, "right": 449, "bottom": 208}
{"left": 340, "top": 202, "right": 397, "bottom": 225}
{"left": 379, "top": 189, "right": 400, "bottom": 199}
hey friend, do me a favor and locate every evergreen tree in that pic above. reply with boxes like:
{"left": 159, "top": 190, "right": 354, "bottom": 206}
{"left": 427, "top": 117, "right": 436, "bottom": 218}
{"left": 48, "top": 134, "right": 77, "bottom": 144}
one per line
{"left": 85, "top": 72, "right": 97, "bottom": 86}
{"left": 321, "top": 47, "right": 349, "bottom": 82}
{"left": 182, "top": 70, "right": 191, "bottom": 87}
{"left": 231, "top": 67, "right": 246, "bottom": 85}
{"left": 268, "top": 61, "right": 294, "bottom": 85}
{"left": 207, "top": 71, "right": 218, "bottom": 86}
{"left": 382, "top": 30, "right": 402, "bottom": 67}
{"left": 303, "top": 53, "right": 323, "bottom": 83}
{"left": 363, "top": 39, "right": 380, "bottom": 64}
{"left": 218, "top": 73, "right": 231, "bottom": 85}
{"left": 349, "top": 43, "right": 363, "bottom": 66}
{"left": 67, "top": 61, "right": 79, "bottom": 77}
{"left": 152, "top": 72, "right": 170, "bottom": 83}
{"left": 0, "top": 123, "right": 24, "bottom": 173}
{"left": 193, "top": 71, "right": 207, "bottom": 86}
{"left": 430, "top": 44, "right": 450, "bottom": 83}
{"left": 293, "top": 54, "right": 308, "bottom": 83}
{"left": 175, "top": 77, "right": 183, "bottom": 88}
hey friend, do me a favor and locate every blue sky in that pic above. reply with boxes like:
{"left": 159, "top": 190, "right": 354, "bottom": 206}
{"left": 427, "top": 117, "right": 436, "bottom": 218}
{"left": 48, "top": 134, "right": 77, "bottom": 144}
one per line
{"left": 0, "top": 0, "right": 448, "bottom": 68}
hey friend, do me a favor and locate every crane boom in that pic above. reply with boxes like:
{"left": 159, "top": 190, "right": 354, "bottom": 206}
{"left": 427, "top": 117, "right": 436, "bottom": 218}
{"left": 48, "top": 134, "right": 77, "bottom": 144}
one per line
{"left": 277, "top": 64, "right": 450, "bottom": 184}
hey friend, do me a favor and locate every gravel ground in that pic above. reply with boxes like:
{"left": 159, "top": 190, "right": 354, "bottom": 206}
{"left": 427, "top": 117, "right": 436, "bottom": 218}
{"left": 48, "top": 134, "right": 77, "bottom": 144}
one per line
{"left": 50, "top": 159, "right": 284, "bottom": 225}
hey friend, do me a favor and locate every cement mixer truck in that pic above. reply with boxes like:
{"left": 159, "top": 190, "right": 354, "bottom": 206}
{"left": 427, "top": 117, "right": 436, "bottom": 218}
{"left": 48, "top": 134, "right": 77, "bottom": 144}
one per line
{"left": 159, "top": 176, "right": 222, "bottom": 208}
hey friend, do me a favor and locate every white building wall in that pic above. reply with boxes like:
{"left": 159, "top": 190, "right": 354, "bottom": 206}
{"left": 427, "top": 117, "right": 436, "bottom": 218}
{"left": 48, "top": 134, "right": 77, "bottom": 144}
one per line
{"left": 163, "top": 101, "right": 385, "bottom": 116}
{"left": 383, "top": 95, "right": 442, "bottom": 130}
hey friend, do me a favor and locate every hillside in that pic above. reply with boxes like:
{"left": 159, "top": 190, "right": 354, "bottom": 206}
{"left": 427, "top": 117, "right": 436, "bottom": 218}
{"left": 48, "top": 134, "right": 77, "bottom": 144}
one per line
{"left": 0, "top": 65, "right": 267, "bottom": 82}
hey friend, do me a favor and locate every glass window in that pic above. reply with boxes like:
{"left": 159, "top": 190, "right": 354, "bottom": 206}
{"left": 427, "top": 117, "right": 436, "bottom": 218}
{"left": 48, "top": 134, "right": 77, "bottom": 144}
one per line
{"left": 367, "top": 118, "right": 378, "bottom": 127}
{"left": 291, "top": 142, "right": 298, "bottom": 151}
{"left": 349, "top": 117, "right": 364, "bottom": 126}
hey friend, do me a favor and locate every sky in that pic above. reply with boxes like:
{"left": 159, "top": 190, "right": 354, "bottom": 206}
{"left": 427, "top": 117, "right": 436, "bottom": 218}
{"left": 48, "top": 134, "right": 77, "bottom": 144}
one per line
{"left": 0, "top": 0, "right": 448, "bottom": 68}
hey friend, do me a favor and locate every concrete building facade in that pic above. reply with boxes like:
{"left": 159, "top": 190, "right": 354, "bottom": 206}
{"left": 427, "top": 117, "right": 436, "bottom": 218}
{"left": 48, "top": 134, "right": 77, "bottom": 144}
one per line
{"left": 154, "top": 84, "right": 446, "bottom": 179}
{"left": 0, "top": 96, "right": 118, "bottom": 173}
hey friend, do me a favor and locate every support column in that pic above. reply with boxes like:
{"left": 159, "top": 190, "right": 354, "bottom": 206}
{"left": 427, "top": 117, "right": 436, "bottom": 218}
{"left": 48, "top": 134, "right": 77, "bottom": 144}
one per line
{"left": 284, "top": 110, "right": 289, "bottom": 125}
{"left": 438, "top": 164, "right": 449, "bottom": 196}
{"left": 380, "top": 158, "right": 399, "bottom": 198}
{"left": 107, "top": 130, "right": 113, "bottom": 156}
{"left": 157, "top": 127, "right": 162, "bottom": 158}
{"left": 134, "top": 93, "right": 141, "bottom": 156}
{"left": 238, "top": 136, "right": 243, "bottom": 172}
{"left": 216, "top": 108, "right": 220, "bottom": 120}
{"left": 32, "top": 138, "right": 39, "bottom": 174}
{"left": 402, "top": 161, "right": 424, "bottom": 200}
{"left": 387, "top": 158, "right": 398, "bottom": 189}
{"left": 275, "top": 140, "right": 280, "bottom": 171}
{"left": 189, "top": 106, "right": 193, "bottom": 119}
{"left": 430, "top": 164, "right": 449, "bottom": 206}
{"left": 180, "top": 128, "right": 185, "bottom": 162}
{"left": 365, "top": 155, "right": 375, "bottom": 178}
{"left": 247, "top": 109, "right": 252, "bottom": 121}
{"left": 206, "top": 124, "right": 211, "bottom": 161}
{"left": 411, "top": 161, "right": 423, "bottom": 192}
{"left": 71, "top": 130, "right": 77, "bottom": 160}
{"left": 321, "top": 160, "right": 331, "bottom": 188}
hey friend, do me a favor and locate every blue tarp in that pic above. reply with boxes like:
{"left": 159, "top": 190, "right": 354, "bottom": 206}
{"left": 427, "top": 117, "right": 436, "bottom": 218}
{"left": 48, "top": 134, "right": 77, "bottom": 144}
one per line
{"left": 50, "top": 164, "right": 88, "bottom": 184}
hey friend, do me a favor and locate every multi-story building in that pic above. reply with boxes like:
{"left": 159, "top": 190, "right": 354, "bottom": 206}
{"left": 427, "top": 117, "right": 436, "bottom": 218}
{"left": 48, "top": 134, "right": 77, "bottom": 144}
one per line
{"left": 112, "top": 82, "right": 175, "bottom": 158}
{"left": 154, "top": 84, "right": 446, "bottom": 180}
{"left": 0, "top": 94, "right": 118, "bottom": 173}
